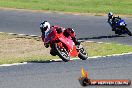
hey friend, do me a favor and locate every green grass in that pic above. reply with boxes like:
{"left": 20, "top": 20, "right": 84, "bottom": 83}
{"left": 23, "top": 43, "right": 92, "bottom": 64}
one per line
{"left": 82, "top": 42, "right": 132, "bottom": 57}
{"left": 0, "top": 33, "right": 132, "bottom": 64}
{"left": 0, "top": 0, "right": 132, "bottom": 14}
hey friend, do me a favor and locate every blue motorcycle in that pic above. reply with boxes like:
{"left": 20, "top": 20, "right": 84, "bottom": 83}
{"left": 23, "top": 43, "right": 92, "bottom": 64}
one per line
{"left": 108, "top": 17, "right": 132, "bottom": 36}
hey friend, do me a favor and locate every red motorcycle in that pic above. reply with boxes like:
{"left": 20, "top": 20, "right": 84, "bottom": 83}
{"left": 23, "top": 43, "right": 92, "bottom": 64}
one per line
{"left": 44, "top": 26, "right": 88, "bottom": 62}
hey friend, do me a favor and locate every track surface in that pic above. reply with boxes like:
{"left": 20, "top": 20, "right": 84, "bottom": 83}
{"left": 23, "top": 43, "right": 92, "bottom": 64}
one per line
{"left": 0, "top": 54, "right": 132, "bottom": 88}
{"left": 0, "top": 9, "right": 132, "bottom": 88}
{"left": 0, "top": 9, "right": 132, "bottom": 44}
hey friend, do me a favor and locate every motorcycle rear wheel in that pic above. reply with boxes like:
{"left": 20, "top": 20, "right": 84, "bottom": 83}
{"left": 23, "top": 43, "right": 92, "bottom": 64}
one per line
{"left": 54, "top": 44, "right": 70, "bottom": 62}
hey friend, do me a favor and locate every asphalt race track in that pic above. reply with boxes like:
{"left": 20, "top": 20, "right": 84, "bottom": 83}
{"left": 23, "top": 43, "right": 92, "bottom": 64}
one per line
{"left": 0, "top": 54, "right": 132, "bottom": 88}
{"left": 0, "top": 9, "right": 132, "bottom": 45}
{"left": 0, "top": 9, "right": 132, "bottom": 88}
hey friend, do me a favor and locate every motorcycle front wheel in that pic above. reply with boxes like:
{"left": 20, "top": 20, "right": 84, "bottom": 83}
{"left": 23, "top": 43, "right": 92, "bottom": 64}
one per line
{"left": 78, "top": 45, "right": 88, "bottom": 60}
{"left": 54, "top": 43, "right": 70, "bottom": 62}
{"left": 125, "top": 27, "right": 132, "bottom": 36}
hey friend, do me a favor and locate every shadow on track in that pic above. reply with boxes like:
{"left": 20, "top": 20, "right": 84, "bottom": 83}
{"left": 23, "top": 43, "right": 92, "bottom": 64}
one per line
{"left": 28, "top": 60, "right": 63, "bottom": 63}
{"left": 78, "top": 35, "right": 125, "bottom": 41}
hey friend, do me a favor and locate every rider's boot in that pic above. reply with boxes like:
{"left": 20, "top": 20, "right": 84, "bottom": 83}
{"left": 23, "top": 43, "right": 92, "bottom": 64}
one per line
{"left": 50, "top": 49, "right": 56, "bottom": 56}
{"left": 72, "top": 37, "right": 80, "bottom": 45}
{"left": 72, "top": 37, "right": 81, "bottom": 51}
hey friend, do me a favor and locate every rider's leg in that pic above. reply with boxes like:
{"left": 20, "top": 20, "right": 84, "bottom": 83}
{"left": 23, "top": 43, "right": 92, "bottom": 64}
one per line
{"left": 111, "top": 23, "right": 116, "bottom": 31}
{"left": 64, "top": 28, "right": 80, "bottom": 45}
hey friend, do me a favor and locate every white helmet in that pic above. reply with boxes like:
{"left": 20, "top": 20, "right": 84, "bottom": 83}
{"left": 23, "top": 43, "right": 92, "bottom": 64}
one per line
{"left": 108, "top": 12, "right": 113, "bottom": 17}
{"left": 40, "top": 21, "right": 50, "bottom": 32}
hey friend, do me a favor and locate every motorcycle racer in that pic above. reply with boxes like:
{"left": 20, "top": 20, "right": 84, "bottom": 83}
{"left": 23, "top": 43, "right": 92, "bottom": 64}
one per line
{"left": 107, "top": 12, "right": 132, "bottom": 36}
{"left": 107, "top": 12, "right": 121, "bottom": 31}
{"left": 40, "top": 21, "right": 80, "bottom": 48}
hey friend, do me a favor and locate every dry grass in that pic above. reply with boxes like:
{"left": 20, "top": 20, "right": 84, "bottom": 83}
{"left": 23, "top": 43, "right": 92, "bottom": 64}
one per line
{"left": 0, "top": 34, "right": 49, "bottom": 58}
{"left": 0, "top": 33, "right": 58, "bottom": 64}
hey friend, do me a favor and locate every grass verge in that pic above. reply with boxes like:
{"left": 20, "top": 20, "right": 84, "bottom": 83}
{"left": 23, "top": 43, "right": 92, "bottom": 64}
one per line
{"left": 0, "top": 32, "right": 132, "bottom": 64}
{"left": 0, "top": 0, "right": 132, "bottom": 15}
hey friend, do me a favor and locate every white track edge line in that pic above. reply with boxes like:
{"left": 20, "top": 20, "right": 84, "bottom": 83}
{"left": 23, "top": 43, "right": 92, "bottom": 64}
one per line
{"left": 0, "top": 62, "right": 27, "bottom": 67}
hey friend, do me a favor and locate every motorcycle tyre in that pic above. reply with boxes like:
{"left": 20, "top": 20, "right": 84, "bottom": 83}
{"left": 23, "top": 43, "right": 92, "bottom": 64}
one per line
{"left": 125, "top": 27, "right": 132, "bottom": 36}
{"left": 78, "top": 45, "right": 88, "bottom": 60}
{"left": 54, "top": 44, "right": 70, "bottom": 62}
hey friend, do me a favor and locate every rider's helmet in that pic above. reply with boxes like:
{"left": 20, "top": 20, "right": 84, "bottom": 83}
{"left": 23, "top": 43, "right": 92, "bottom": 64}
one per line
{"left": 40, "top": 21, "right": 50, "bottom": 33}
{"left": 108, "top": 12, "right": 113, "bottom": 19}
